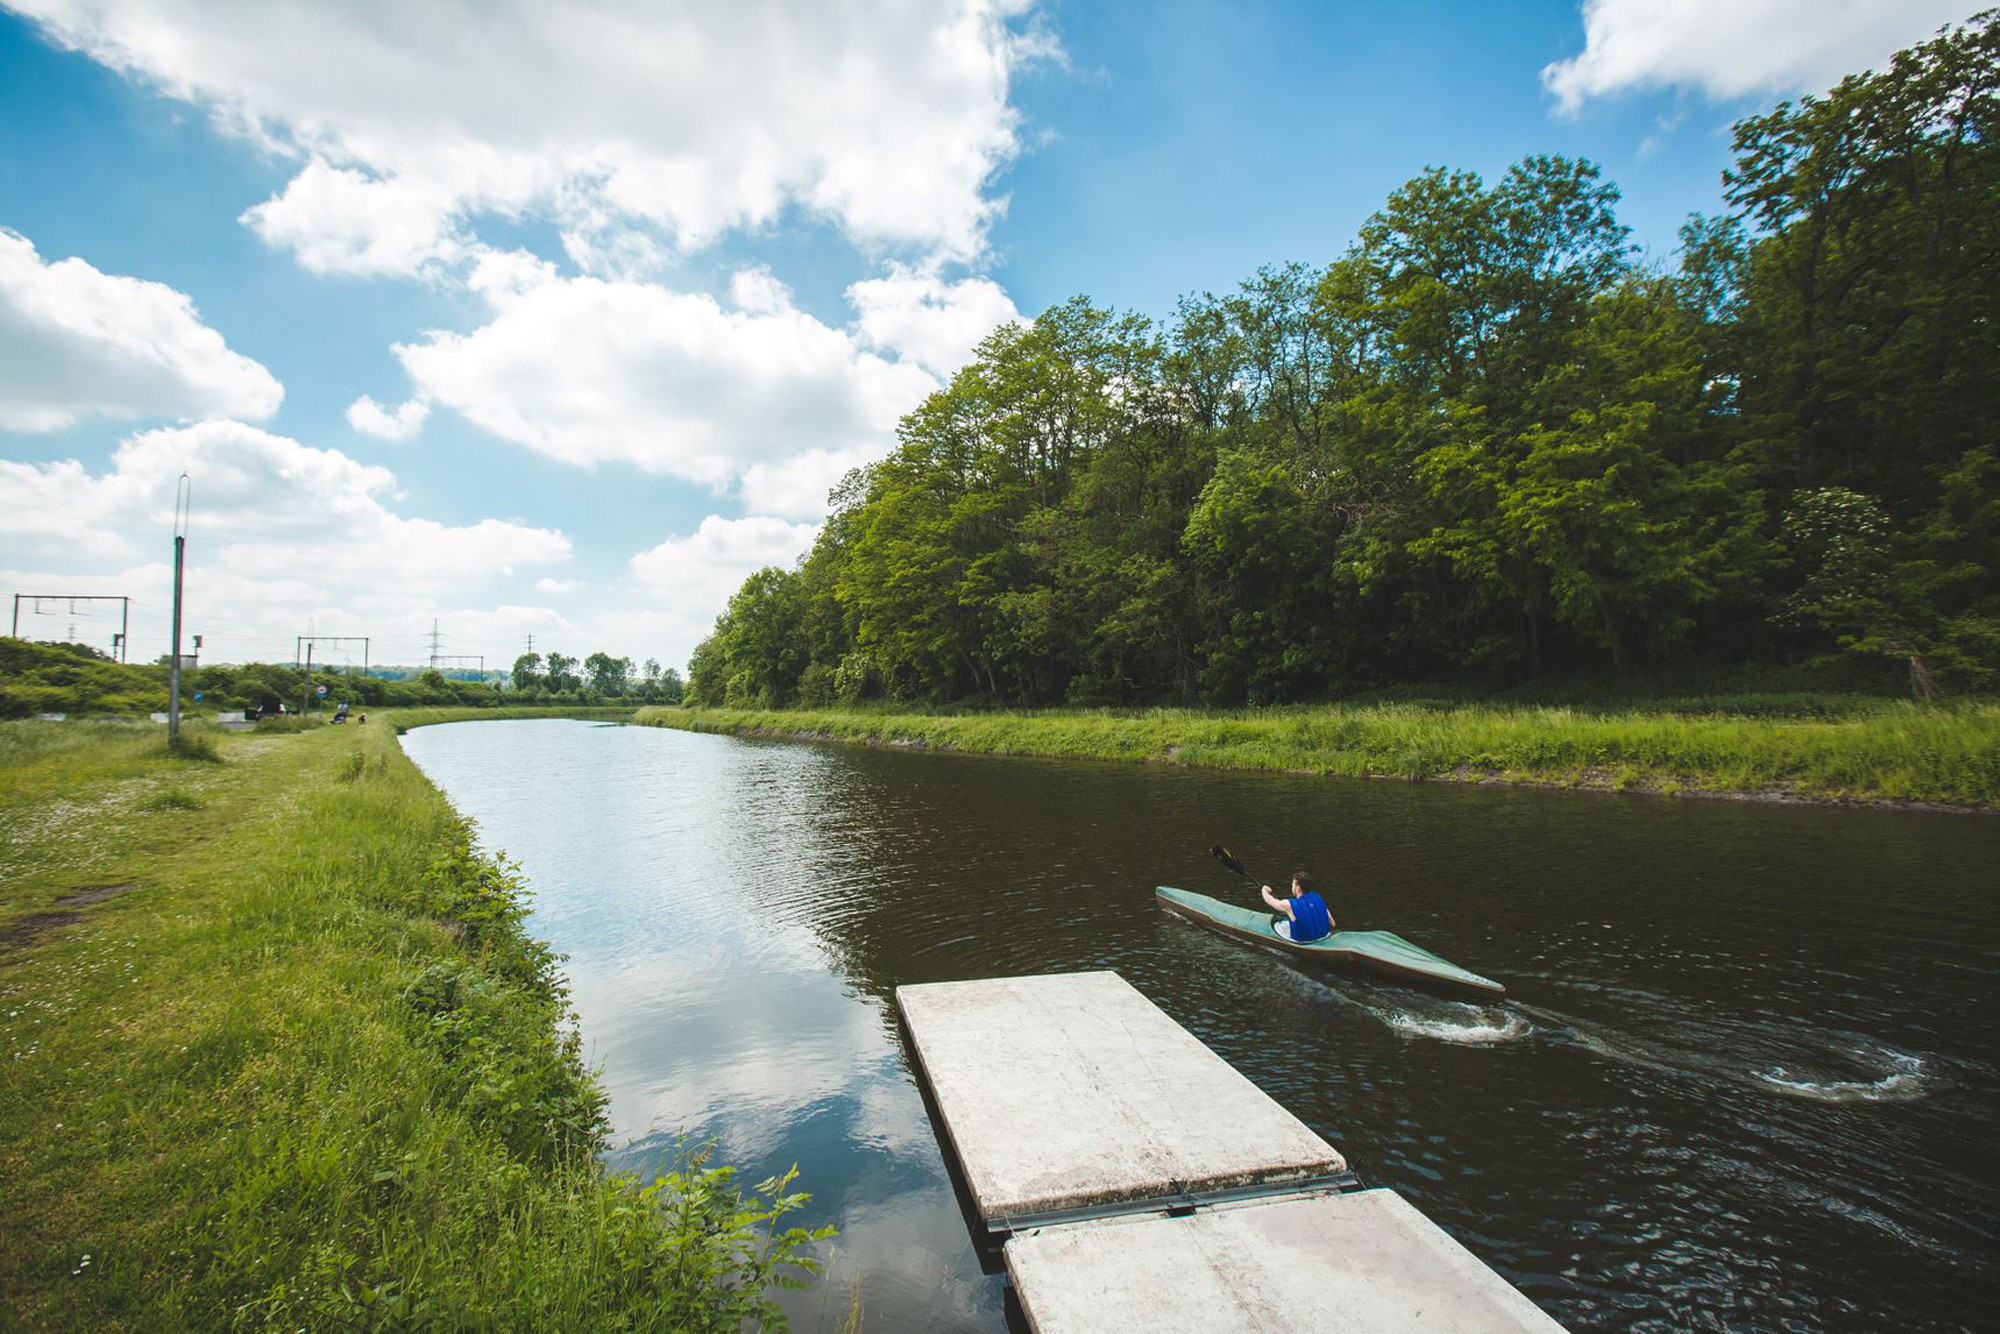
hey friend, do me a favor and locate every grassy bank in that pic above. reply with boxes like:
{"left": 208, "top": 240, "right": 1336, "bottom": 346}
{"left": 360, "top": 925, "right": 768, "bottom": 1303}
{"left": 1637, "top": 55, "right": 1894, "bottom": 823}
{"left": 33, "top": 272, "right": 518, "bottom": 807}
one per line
{"left": 383, "top": 704, "right": 637, "bottom": 729}
{"left": 635, "top": 698, "right": 2000, "bottom": 810}
{"left": 0, "top": 716, "right": 826, "bottom": 1330}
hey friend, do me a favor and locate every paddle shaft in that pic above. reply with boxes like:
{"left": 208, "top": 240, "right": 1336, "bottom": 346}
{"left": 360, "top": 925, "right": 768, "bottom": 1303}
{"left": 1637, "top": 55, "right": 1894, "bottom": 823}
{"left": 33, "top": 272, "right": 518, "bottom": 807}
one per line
{"left": 1210, "top": 844, "right": 1277, "bottom": 894}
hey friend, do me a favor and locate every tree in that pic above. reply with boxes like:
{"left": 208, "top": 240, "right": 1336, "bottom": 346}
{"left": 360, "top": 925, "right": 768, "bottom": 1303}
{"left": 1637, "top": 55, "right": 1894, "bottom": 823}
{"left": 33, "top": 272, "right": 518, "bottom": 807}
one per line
{"left": 670, "top": 18, "right": 1994, "bottom": 703}
{"left": 1776, "top": 447, "right": 2000, "bottom": 695}
{"left": 584, "top": 651, "right": 632, "bottom": 695}
{"left": 511, "top": 652, "right": 544, "bottom": 691}
{"left": 1181, "top": 448, "right": 1335, "bottom": 701}
{"left": 719, "top": 568, "right": 808, "bottom": 705}
{"left": 1723, "top": 11, "right": 2000, "bottom": 511}
{"left": 543, "top": 651, "right": 579, "bottom": 693}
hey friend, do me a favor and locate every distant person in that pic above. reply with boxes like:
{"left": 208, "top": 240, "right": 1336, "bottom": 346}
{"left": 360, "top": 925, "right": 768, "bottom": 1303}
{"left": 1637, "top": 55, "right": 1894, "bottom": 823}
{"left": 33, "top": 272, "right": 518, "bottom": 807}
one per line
{"left": 1262, "top": 872, "right": 1334, "bottom": 943}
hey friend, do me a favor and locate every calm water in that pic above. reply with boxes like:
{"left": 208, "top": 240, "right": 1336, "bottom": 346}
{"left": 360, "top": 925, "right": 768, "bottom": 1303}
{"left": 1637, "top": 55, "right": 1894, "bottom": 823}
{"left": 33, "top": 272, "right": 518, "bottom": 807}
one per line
{"left": 400, "top": 719, "right": 2000, "bottom": 1332}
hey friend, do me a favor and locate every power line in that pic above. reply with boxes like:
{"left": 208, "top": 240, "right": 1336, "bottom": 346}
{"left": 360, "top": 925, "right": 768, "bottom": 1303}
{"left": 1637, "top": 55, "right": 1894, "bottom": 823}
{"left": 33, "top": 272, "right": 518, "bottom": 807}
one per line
{"left": 295, "top": 636, "right": 371, "bottom": 677}
{"left": 10, "top": 593, "right": 132, "bottom": 662}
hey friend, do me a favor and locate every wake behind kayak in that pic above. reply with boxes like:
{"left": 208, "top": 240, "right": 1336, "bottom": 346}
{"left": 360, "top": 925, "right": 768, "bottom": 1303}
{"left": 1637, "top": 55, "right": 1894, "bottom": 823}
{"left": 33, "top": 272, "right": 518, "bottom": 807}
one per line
{"left": 1156, "top": 885, "right": 1506, "bottom": 998}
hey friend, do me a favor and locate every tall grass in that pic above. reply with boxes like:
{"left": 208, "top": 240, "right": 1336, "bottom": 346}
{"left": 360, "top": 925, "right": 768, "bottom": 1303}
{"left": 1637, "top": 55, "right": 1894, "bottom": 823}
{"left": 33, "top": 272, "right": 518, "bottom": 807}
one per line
{"left": 0, "top": 717, "right": 829, "bottom": 1329}
{"left": 635, "top": 698, "right": 2000, "bottom": 809}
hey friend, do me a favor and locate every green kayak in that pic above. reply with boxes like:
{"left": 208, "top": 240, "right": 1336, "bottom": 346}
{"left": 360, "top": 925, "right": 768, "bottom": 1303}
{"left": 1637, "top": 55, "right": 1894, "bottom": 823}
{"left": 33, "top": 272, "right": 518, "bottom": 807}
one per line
{"left": 1155, "top": 885, "right": 1506, "bottom": 998}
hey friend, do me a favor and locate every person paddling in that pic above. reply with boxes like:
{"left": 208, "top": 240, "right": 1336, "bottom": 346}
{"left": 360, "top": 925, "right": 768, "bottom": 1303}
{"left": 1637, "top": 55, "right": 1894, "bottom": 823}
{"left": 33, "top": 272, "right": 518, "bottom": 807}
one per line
{"left": 1262, "top": 871, "right": 1334, "bottom": 943}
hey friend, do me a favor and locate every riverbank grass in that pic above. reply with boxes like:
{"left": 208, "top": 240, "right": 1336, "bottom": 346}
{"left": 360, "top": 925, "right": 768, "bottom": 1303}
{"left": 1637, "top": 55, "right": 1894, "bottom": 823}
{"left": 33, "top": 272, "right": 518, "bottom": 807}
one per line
{"left": 635, "top": 698, "right": 2000, "bottom": 810}
{"left": 0, "top": 715, "right": 825, "bottom": 1330}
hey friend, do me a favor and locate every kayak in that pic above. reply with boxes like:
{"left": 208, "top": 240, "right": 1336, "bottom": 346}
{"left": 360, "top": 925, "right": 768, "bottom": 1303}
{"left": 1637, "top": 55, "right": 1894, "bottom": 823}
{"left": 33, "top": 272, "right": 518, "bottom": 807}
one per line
{"left": 1155, "top": 885, "right": 1506, "bottom": 998}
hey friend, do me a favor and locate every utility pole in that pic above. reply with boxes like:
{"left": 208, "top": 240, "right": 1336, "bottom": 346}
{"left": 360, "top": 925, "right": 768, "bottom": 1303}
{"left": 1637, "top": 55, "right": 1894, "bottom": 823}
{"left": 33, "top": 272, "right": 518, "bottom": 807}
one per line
{"left": 428, "top": 618, "right": 444, "bottom": 669}
{"left": 168, "top": 475, "right": 190, "bottom": 742}
{"left": 295, "top": 636, "right": 370, "bottom": 681}
{"left": 294, "top": 634, "right": 368, "bottom": 714}
{"left": 10, "top": 594, "right": 131, "bottom": 659}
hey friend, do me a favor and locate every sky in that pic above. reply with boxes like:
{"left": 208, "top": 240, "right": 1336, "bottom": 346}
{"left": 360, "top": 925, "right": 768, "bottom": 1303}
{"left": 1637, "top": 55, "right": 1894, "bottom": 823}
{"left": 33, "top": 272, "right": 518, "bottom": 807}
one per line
{"left": 0, "top": 0, "right": 1976, "bottom": 675}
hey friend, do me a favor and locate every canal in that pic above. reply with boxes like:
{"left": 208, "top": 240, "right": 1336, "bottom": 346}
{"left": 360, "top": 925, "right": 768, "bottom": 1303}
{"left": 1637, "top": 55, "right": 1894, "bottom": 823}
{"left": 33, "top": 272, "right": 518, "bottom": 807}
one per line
{"left": 400, "top": 718, "right": 1999, "bottom": 1332}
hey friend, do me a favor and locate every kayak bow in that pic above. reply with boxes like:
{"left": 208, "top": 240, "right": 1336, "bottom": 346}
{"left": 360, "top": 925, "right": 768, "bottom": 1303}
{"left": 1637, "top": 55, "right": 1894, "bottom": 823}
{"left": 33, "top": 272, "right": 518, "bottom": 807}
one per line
{"left": 1155, "top": 885, "right": 1506, "bottom": 998}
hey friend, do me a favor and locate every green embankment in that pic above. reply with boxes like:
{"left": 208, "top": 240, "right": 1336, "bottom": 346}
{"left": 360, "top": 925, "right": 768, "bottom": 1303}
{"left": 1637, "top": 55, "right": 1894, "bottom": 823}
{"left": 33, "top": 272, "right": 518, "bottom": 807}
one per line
{"left": 635, "top": 699, "right": 2000, "bottom": 810}
{"left": 381, "top": 704, "right": 637, "bottom": 728}
{"left": 0, "top": 713, "right": 826, "bottom": 1331}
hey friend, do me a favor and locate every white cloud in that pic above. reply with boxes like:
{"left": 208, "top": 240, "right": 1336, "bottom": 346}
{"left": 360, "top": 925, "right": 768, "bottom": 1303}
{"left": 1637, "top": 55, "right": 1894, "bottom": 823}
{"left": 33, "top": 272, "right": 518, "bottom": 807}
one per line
{"left": 0, "top": 228, "right": 282, "bottom": 431}
{"left": 391, "top": 272, "right": 936, "bottom": 495}
{"left": 728, "top": 266, "right": 791, "bottom": 316}
{"left": 368, "top": 256, "right": 1023, "bottom": 520}
{"left": 630, "top": 514, "right": 819, "bottom": 598}
{"left": 738, "top": 445, "right": 880, "bottom": 522}
{"left": 466, "top": 246, "right": 560, "bottom": 301}
{"left": 345, "top": 393, "right": 430, "bottom": 441}
{"left": 847, "top": 263, "right": 1022, "bottom": 378}
{"left": 16, "top": 0, "right": 1054, "bottom": 272}
{"left": 534, "top": 577, "right": 582, "bottom": 595}
{"left": 627, "top": 514, "right": 820, "bottom": 666}
{"left": 1543, "top": 0, "right": 1971, "bottom": 114}
{"left": 240, "top": 159, "right": 464, "bottom": 277}
{"left": 0, "top": 421, "right": 572, "bottom": 661}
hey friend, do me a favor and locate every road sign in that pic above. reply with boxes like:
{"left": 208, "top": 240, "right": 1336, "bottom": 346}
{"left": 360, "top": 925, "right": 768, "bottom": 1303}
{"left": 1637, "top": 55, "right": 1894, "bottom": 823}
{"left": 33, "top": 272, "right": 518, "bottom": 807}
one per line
{"left": 317, "top": 684, "right": 328, "bottom": 697}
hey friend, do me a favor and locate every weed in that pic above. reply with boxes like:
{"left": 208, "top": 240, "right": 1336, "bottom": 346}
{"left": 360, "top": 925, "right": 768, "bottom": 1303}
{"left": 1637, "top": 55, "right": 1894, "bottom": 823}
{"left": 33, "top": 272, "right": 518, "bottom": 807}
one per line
{"left": 162, "top": 730, "right": 221, "bottom": 762}
{"left": 141, "top": 787, "right": 205, "bottom": 812}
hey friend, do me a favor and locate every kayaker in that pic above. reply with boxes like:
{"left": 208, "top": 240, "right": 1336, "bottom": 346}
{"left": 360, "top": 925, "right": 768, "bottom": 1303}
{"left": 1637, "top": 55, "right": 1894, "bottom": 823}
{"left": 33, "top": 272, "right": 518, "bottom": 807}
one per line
{"left": 1262, "top": 872, "right": 1334, "bottom": 943}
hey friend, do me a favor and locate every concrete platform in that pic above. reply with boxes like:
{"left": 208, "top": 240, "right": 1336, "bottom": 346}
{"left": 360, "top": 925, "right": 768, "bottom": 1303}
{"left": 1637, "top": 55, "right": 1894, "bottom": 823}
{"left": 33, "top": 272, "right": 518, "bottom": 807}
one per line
{"left": 895, "top": 970, "right": 1346, "bottom": 1227}
{"left": 1005, "top": 1188, "right": 1566, "bottom": 1333}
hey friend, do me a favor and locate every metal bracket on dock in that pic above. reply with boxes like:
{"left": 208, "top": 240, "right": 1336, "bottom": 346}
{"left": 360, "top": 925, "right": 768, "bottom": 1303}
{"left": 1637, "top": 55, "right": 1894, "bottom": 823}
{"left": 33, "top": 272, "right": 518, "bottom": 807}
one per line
{"left": 986, "top": 1168, "right": 1365, "bottom": 1241}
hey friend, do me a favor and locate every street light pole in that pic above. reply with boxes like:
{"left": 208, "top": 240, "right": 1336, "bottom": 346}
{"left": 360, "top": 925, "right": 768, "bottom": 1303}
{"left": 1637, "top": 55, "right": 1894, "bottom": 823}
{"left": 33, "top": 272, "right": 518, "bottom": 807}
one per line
{"left": 168, "top": 475, "right": 190, "bottom": 743}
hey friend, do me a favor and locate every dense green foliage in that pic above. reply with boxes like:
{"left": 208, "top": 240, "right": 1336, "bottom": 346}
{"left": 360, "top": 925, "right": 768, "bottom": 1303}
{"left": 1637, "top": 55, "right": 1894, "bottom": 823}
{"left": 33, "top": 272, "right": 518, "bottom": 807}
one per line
{"left": 690, "top": 17, "right": 1999, "bottom": 708}
{"left": 0, "top": 718, "right": 828, "bottom": 1329}
{"left": 0, "top": 639, "right": 682, "bottom": 718}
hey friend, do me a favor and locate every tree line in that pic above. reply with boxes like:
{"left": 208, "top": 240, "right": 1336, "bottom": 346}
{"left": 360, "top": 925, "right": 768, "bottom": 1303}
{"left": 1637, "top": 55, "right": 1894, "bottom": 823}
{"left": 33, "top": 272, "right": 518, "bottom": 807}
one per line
{"left": 509, "top": 651, "right": 684, "bottom": 703}
{"left": 0, "top": 639, "right": 684, "bottom": 718}
{"left": 687, "top": 15, "right": 1998, "bottom": 708}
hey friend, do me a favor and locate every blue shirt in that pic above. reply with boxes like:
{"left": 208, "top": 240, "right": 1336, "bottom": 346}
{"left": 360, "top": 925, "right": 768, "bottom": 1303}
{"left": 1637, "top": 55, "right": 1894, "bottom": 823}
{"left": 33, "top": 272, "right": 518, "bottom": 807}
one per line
{"left": 1289, "top": 891, "right": 1332, "bottom": 942}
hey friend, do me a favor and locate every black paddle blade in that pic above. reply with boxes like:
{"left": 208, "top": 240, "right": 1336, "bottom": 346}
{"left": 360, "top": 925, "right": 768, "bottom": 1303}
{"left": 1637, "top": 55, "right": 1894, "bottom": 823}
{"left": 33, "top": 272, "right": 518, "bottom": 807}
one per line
{"left": 1210, "top": 844, "right": 1248, "bottom": 878}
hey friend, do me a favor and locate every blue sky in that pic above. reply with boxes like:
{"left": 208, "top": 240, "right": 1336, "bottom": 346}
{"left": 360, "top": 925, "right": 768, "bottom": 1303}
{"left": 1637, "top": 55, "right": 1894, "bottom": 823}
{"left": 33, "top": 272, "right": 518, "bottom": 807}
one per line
{"left": 0, "top": 0, "right": 1971, "bottom": 672}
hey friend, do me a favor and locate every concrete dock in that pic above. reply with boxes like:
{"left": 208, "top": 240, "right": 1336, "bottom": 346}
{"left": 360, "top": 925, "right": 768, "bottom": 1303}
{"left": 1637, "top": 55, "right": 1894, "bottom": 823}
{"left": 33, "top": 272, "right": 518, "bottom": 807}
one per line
{"left": 1005, "top": 1187, "right": 1564, "bottom": 1332}
{"left": 896, "top": 969, "right": 1565, "bottom": 1332}
{"left": 897, "top": 970, "right": 1348, "bottom": 1228}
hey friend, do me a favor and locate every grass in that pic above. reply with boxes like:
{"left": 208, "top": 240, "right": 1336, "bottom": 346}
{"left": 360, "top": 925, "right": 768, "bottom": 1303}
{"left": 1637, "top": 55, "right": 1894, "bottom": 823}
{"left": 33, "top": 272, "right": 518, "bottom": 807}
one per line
{"left": 634, "top": 697, "right": 2000, "bottom": 810}
{"left": 0, "top": 712, "right": 827, "bottom": 1330}
{"left": 381, "top": 704, "right": 638, "bottom": 731}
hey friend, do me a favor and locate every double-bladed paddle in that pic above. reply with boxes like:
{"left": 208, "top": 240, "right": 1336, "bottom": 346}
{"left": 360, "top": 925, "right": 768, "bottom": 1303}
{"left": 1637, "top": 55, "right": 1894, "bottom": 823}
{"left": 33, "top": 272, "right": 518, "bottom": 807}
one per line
{"left": 1210, "top": 843, "right": 1265, "bottom": 889}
